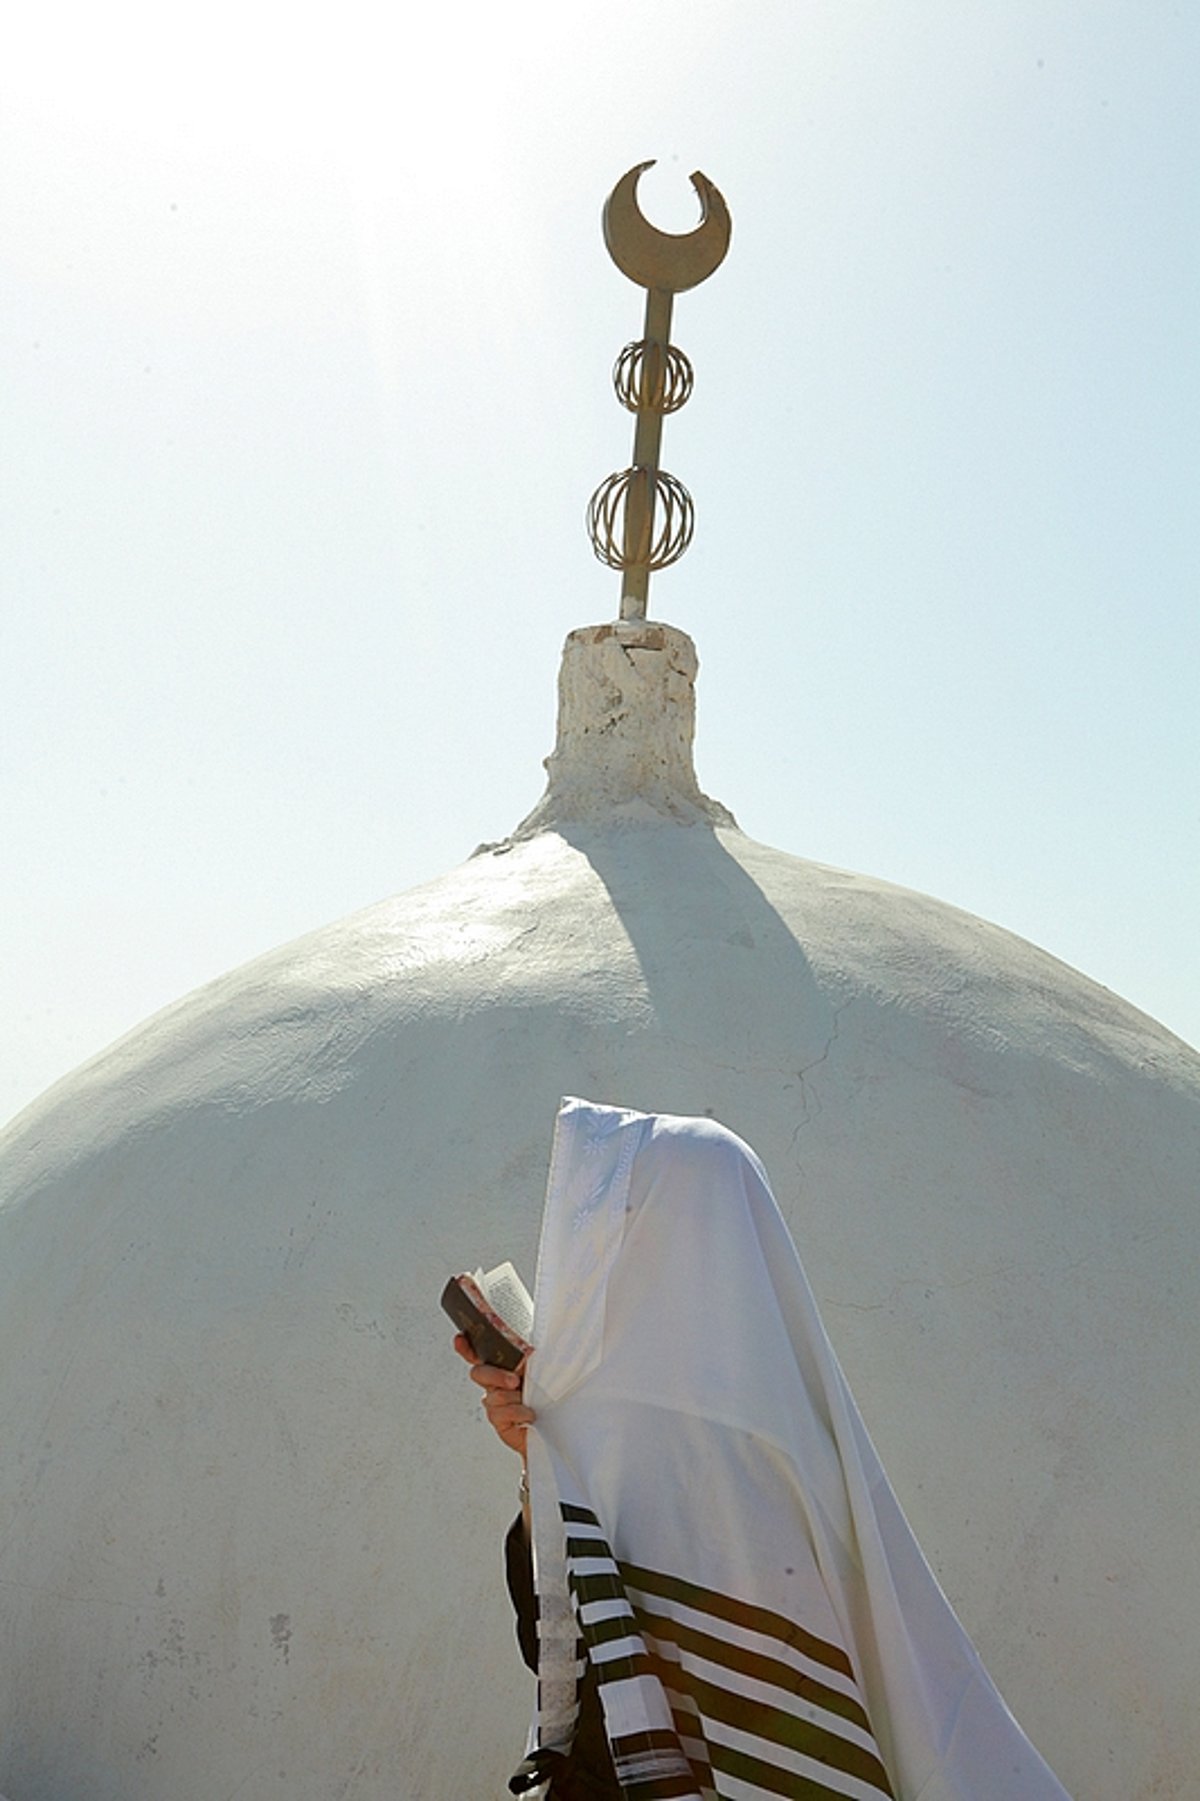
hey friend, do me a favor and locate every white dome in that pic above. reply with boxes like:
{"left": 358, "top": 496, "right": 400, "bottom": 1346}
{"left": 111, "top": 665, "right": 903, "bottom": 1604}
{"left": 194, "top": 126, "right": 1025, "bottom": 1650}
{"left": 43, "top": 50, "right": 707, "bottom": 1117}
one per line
{"left": 0, "top": 623, "right": 1196, "bottom": 1801}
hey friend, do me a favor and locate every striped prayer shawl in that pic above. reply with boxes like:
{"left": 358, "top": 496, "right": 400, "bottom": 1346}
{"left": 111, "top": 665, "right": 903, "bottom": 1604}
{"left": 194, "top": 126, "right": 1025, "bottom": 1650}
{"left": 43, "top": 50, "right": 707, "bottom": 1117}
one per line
{"left": 522, "top": 1099, "right": 1072, "bottom": 1800}
{"left": 562, "top": 1502, "right": 894, "bottom": 1801}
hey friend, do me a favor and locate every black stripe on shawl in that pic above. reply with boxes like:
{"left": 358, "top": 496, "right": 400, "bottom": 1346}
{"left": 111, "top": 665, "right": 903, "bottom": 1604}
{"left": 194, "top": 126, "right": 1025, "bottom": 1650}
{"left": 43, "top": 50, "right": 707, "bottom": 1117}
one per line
{"left": 568, "top": 1545, "right": 869, "bottom": 1738}
{"left": 585, "top": 1636, "right": 884, "bottom": 1791}
{"left": 619, "top": 1560, "right": 857, "bottom": 1684}
{"left": 708, "top": 1733, "right": 894, "bottom": 1799}
{"left": 572, "top": 1568, "right": 629, "bottom": 1608}
{"left": 563, "top": 1514, "right": 715, "bottom": 1797}
{"left": 562, "top": 1502, "right": 603, "bottom": 1525}
{"left": 650, "top": 1660, "right": 894, "bottom": 1796}
{"left": 631, "top": 1599, "right": 875, "bottom": 1737}
{"left": 604, "top": 1728, "right": 706, "bottom": 1799}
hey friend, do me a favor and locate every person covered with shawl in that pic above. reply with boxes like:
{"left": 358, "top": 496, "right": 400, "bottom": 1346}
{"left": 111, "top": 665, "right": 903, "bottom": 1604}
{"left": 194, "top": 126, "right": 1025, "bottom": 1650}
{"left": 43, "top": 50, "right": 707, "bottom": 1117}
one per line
{"left": 457, "top": 1097, "right": 1071, "bottom": 1801}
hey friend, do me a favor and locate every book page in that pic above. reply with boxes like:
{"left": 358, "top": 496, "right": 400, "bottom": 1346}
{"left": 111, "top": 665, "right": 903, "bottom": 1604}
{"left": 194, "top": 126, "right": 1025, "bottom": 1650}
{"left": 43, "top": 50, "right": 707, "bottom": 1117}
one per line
{"left": 480, "top": 1261, "right": 534, "bottom": 1342}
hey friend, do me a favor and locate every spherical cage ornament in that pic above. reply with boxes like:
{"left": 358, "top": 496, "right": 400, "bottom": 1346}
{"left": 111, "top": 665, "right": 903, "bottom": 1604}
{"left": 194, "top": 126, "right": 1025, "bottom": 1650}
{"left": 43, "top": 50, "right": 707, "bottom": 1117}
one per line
{"left": 613, "top": 339, "right": 695, "bottom": 415}
{"left": 586, "top": 466, "right": 695, "bottom": 572}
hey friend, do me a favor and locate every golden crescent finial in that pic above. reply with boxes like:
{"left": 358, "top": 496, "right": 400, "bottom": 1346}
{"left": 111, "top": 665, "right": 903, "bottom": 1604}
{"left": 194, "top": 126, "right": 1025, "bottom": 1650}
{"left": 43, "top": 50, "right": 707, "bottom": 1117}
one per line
{"left": 602, "top": 160, "right": 732, "bottom": 294}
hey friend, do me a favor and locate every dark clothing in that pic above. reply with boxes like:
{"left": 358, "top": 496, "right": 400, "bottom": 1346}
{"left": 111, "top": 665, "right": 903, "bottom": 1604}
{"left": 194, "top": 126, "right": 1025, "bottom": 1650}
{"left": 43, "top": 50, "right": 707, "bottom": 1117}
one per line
{"left": 504, "top": 1515, "right": 621, "bottom": 1799}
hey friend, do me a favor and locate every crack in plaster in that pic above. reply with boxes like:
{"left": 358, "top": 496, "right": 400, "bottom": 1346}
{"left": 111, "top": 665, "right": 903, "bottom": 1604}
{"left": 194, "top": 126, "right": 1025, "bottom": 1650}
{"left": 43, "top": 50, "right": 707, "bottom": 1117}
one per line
{"left": 790, "top": 999, "right": 852, "bottom": 1143}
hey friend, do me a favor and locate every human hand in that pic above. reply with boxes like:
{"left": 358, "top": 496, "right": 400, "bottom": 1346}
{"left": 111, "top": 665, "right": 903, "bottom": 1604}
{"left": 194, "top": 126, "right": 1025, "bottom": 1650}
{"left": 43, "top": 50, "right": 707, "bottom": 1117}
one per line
{"left": 453, "top": 1332, "right": 535, "bottom": 1457}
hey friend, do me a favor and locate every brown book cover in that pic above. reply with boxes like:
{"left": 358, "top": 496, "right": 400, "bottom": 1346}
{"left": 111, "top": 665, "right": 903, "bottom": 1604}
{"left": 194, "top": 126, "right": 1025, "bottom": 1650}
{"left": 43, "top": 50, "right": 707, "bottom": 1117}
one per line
{"left": 441, "top": 1263, "right": 533, "bottom": 1370}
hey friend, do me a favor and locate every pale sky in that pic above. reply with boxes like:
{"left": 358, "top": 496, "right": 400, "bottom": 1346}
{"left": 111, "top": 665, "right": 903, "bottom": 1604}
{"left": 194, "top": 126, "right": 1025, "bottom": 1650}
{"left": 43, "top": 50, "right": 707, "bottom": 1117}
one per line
{"left": 3, "top": 0, "right": 1197, "bottom": 1127}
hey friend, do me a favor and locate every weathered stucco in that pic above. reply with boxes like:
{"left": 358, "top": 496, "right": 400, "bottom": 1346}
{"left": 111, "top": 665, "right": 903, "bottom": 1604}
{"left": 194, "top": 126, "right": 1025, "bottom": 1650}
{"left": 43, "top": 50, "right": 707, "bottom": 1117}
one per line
{"left": 0, "top": 625, "right": 1196, "bottom": 1800}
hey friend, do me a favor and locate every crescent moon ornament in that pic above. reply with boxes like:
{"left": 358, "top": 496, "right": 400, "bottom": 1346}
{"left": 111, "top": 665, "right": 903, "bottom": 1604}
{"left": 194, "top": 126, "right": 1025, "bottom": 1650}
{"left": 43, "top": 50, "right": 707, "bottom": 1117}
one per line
{"left": 589, "top": 162, "right": 732, "bottom": 622}
{"left": 603, "top": 160, "right": 732, "bottom": 294}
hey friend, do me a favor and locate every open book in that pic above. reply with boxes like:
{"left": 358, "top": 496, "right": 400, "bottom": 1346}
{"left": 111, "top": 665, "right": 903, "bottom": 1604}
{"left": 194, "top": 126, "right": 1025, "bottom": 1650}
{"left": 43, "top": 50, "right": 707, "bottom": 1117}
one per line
{"left": 441, "top": 1261, "right": 534, "bottom": 1370}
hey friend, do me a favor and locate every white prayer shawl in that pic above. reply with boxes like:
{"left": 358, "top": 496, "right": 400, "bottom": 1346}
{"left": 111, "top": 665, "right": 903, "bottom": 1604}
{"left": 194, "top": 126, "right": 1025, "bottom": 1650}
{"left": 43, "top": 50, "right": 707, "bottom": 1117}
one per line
{"left": 523, "top": 1098, "right": 1071, "bottom": 1801}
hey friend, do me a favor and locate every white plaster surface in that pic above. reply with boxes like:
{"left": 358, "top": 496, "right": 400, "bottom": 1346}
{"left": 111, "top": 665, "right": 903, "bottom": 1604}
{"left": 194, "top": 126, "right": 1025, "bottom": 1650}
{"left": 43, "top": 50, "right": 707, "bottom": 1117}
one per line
{"left": 0, "top": 627, "right": 1197, "bottom": 1800}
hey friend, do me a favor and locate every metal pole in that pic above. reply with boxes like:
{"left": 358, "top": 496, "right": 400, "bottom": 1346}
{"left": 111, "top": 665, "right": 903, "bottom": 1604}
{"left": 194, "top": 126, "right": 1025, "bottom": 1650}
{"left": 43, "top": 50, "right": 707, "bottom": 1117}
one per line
{"left": 620, "top": 287, "right": 674, "bottom": 621}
